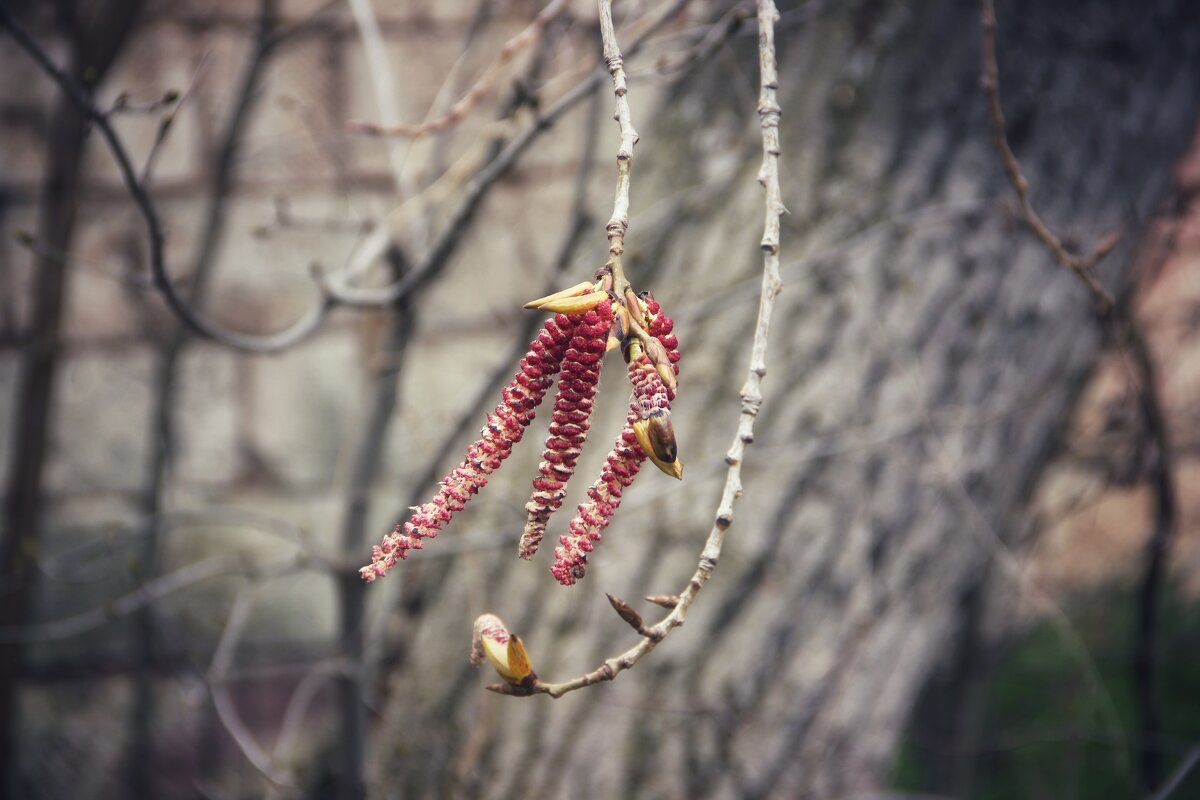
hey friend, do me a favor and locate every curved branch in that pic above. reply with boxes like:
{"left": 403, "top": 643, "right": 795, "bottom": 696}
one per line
{"left": 0, "top": 6, "right": 339, "bottom": 354}
{"left": 0, "top": 555, "right": 311, "bottom": 644}
{"left": 208, "top": 587, "right": 294, "bottom": 787}
{"left": 979, "top": 0, "right": 1118, "bottom": 310}
{"left": 492, "top": 0, "right": 786, "bottom": 700}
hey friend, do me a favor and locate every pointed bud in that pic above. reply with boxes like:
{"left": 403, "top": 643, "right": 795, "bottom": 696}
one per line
{"left": 631, "top": 415, "right": 682, "bottom": 480}
{"left": 533, "top": 291, "right": 610, "bottom": 315}
{"left": 642, "top": 337, "right": 677, "bottom": 393}
{"left": 523, "top": 280, "right": 595, "bottom": 309}
{"left": 471, "top": 614, "right": 537, "bottom": 687}
{"left": 645, "top": 594, "right": 680, "bottom": 610}
{"left": 655, "top": 362, "right": 677, "bottom": 391}
{"left": 606, "top": 593, "right": 648, "bottom": 635}
{"left": 607, "top": 304, "right": 630, "bottom": 351}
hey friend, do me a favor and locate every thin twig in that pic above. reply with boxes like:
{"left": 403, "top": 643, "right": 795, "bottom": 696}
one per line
{"left": 491, "top": 0, "right": 785, "bottom": 700}
{"left": 207, "top": 587, "right": 294, "bottom": 787}
{"left": 0, "top": 5, "right": 337, "bottom": 353}
{"left": 346, "top": 0, "right": 412, "bottom": 195}
{"left": 348, "top": 0, "right": 569, "bottom": 139}
{"left": 1, "top": 0, "right": 672, "bottom": 348}
{"left": 981, "top": 3, "right": 1181, "bottom": 789}
{"left": 0, "top": 555, "right": 309, "bottom": 644}
{"left": 1151, "top": 745, "right": 1200, "bottom": 800}
{"left": 598, "top": 0, "right": 640, "bottom": 299}
{"left": 317, "top": 0, "right": 689, "bottom": 309}
{"left": 651, "top": 1, "right": 751, "bottom": 76}
{"left": 979, "top": 0, "right": 1118, "bottom": 311}
{"left": 140, "top": 52, "right": 209, "bottom": 185}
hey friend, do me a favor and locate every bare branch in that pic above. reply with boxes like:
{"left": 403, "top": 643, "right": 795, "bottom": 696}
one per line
{"left": 1128, "top": 305, "right": 1179, "bottom": 794}
{"left": 599, "top": 0, "right": 640, "bottom": 295}
{"left": 494, "top": 0, "right": 785, "bottom": 699}
{"left": 349, "top": 0, "right": 569, "bottom": 139}
{"left": 320, "top": 0, "right": 690, "bottom": 309}
{"left": 979, "top": 0, "right": 1117, "bottom": 310}
{"left": 1151, "top": 745, "right": 1200, "bottom": 800}
{"left": 208, "top": 587, "right": 294, "bottom": 787}
{"left": 979, "top": 5, "right": 1181, "bottom": 787}
{"left": 0, "top": 555, "right": 310, "bottom": 644}
{"left": 0, "top": 5, "right": 339, "bottom": 353}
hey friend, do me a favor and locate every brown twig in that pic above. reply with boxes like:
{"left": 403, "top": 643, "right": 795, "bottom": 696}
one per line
{"left": 980, "top": 3, "right": 1182, "bottom": 789}
{"left": 979, "top": 0, "right": 1118, "bottom": 311}
{"left": 139, "top": 52, "right": 209, "bottom": 186}
{"left": 348, "top": 0, "right": 569, "bottom": 139}
{"left": 0, "top": 5, "right": 337, "bottom": 353}
{"left": 1127, "top": 307, "right": 1178, "bottom": 795}
{"left": 490, "top": 0, "right": 785, "bottom": 700}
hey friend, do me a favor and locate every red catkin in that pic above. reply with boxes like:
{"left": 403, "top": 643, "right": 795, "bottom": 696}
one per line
{"left": 520, "top": 301, "right": 613, "bottom": 558}
{"left": 360, "top": 314, "right": 576, "bottom": 582}
{"left": 643, "top": 295, "right": 680, "bottom": 396}
{"left": 550, "top": 361, "right": 649, "bottom": 586}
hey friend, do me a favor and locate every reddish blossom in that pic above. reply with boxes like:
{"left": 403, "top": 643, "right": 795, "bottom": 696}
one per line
{"left": 550, "top": 364, "right": 649, "bottom": 586}
{"left": 361, "top": 314, "right": 576, "bottom": 582}
{"left": 520, "top": 301, "right": 613, "bottom": 559}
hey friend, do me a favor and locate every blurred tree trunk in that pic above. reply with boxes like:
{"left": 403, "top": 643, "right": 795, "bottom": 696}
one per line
{"left": 367, "top": 0, "right": 1200, "bottom": 797}
{"left": 0, "top": 3, "right": 143, "bottom": 794}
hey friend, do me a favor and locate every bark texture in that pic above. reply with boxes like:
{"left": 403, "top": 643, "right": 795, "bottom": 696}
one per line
{"left": 368, "top": 0, "right": 1200, "bottom": 797}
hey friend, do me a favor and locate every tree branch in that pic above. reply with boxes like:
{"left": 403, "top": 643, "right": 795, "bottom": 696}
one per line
{"left": 979, "top": 0, "right": 1117, "bottom": 311}
{"left": 598, "top": 0, "right": 640, "bottom": 295}
{"left": 491, "top": 0, "right": 785, "bottom": 700}
{"left": 348, "top": 0, "right": 569, "bottom": 139}
{"left": 207, "top": 587, "right": 294, "bottom": 787}
{"left": 315, "top": 0, "right": 689, "bottom": 309}
{"left": 0, "top": 4, "right": 339, "bottom": 353}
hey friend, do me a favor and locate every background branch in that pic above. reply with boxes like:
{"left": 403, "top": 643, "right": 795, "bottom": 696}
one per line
{"left": 979, "top": 0, "right": 1118, "bottom": 310}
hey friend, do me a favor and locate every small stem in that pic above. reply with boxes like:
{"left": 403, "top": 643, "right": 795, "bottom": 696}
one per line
{"left": 599, "top": 0, "right": 640, "bottom": 293}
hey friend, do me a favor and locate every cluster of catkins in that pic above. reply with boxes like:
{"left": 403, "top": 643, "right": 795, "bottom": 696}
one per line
{"left": 359, "top": 279, "right": 680, "bottom": 586}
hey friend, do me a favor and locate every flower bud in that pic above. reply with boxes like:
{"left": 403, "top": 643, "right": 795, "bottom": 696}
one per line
{"left": 470, "top": 614, "right": 536, "bottom": 686}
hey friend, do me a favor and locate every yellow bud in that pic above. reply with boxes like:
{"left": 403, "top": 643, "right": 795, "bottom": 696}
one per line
{"left": 655, "top": 363, "right": 678, "bottom": 393}
{"left": 523, "top": 281, "right": 597, "bottom": 310}
{"left": 527, "top": 291, "right": 609, "bottom": 315}
{"left": 471, "top": 614, "right": 537, "bottom": 686}
{"left": 632, "top": 417, "right": 683, "bottom": 480}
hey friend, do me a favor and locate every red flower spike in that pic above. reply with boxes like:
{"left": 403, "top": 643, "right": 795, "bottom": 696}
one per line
{"left": 642, "top": 295, "right": 681, "bottom": 394}
{"left": 520, "top": 301, "right": 613, "bottom": 559}
{"left": 629, "top": 353, "right": 670, "bottom": 423}
{"left": 550, "top": 362, "right": 650, "bottom": 586}
{"left": 629, "top": 351, "right": 682, "bottom": 479}
{"left": 360, "top": 315, "right": 576, "bottom": 582}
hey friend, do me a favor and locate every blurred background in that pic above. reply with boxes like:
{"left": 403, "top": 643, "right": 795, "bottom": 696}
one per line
{"left": 1, "top": 0, "right": 1199, "bottom": 798}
